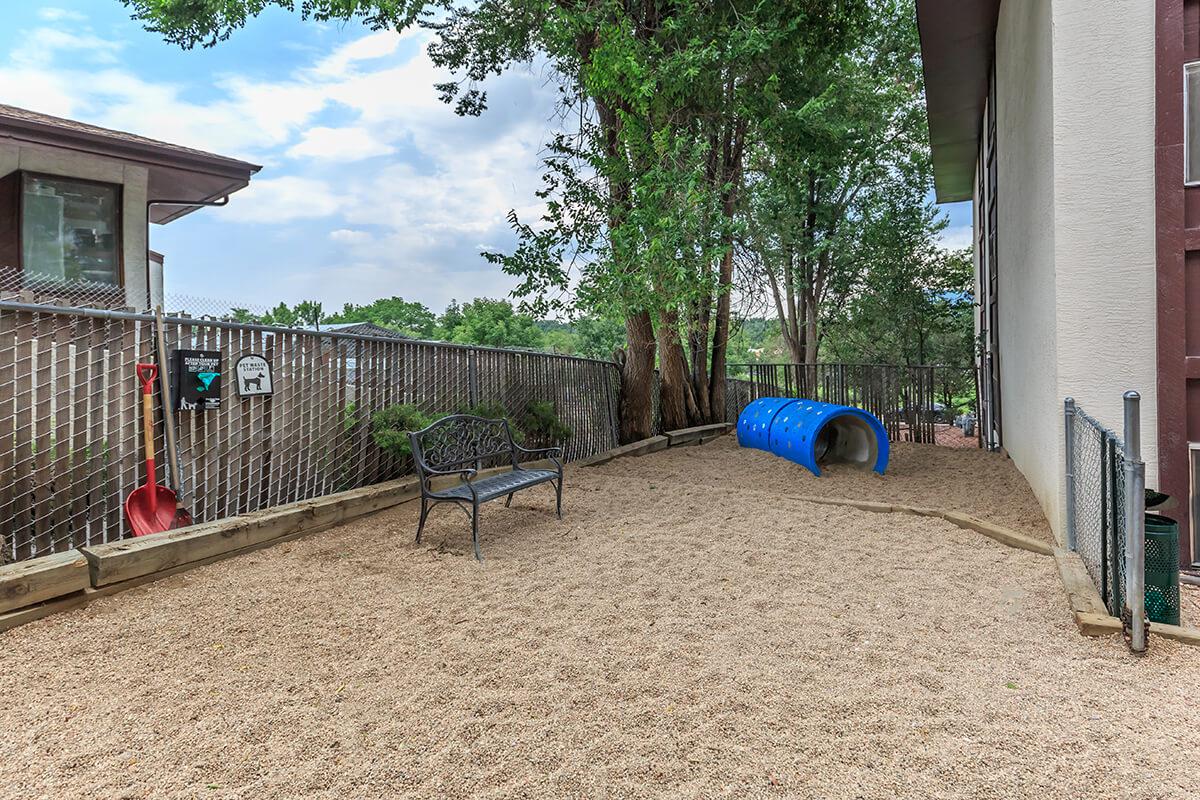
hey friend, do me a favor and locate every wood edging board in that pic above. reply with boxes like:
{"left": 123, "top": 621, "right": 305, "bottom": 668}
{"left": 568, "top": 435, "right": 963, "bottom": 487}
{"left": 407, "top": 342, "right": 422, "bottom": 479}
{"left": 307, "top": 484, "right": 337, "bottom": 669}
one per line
{"left": 80, "top": 478, "right": 423, "bottom": 587}
{"left": 2, "top": 460, "right": 559, "bottom": 632}
{"left": 664, "top": 423, "right": 732, "bottom": 446}
{"left": 0, "top": 550, "right": 89, "bottom": 615}
{"left": 574, "top": 436, "right": 670, "bottom": 467}
{"left": 783, "top": 494, "right": 1054, "bottom": 557}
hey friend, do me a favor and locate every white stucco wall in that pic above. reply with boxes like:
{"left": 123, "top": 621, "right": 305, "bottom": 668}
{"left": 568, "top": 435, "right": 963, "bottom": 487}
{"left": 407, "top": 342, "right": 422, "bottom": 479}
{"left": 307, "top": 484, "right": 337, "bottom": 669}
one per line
{"left": 0, "top": 140, "right": 160, "bottom": 308}
{"left": 983, "top": 0, "right": 1158, "bottom": 542}
{"left": 992, "top": 0, "right": 1061, "bottom": 535}
{"left": 1050, "top": 0, "right": 1158, "bottom": 485}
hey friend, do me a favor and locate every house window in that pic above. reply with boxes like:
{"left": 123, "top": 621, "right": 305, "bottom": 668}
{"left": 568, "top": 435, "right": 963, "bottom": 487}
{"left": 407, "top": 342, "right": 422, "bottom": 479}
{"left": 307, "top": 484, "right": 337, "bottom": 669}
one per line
{"left": 21, "top": 174, "right": 121, "bottom": 285}
{"left": 1186, "top": 62, "right": 1200, "bottom": 184}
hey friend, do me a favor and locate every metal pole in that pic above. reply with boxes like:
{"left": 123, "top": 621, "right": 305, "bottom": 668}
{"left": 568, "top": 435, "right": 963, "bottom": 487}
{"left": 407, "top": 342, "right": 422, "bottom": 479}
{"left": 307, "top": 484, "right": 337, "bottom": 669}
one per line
{"left": 467, "top": 350, "right": 479, "bottom": 407}
{"left": 1123, "top": 390, "right": 1147, "bottom": 653}
{"left": 1064, "top": 397, "right": 1077, "bottom": 551}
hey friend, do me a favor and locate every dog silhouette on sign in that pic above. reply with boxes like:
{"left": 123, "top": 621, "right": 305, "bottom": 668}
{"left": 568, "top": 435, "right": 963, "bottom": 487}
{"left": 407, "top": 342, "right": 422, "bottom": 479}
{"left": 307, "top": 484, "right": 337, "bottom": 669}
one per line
{"left": 243, "top": 371, "right": 265, "bottom": 393}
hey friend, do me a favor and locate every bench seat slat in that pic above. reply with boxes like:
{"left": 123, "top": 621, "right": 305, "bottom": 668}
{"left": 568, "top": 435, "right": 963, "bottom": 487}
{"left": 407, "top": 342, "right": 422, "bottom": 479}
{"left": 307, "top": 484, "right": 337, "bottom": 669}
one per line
{"left": 431, "top": 469, "right": 558, "bottom": 503}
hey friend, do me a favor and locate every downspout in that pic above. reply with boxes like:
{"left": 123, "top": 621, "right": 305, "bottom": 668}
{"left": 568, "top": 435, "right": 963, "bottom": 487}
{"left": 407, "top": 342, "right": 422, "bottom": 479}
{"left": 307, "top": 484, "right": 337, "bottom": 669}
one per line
{"left": 143, "top": 196, "right": 230, "bottom": 500}
{"left": 145, "top": 196, "right": 230, "bottom": 309}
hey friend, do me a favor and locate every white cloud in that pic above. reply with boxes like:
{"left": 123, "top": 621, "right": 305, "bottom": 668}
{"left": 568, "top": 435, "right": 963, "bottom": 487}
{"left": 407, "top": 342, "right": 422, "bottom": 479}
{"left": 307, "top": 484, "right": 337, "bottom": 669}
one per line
{"left": 329, "top": 229, "right": 373, "bottom": 243}
{"left": 227, "top": 177, "right": 347, "bottom": 224}
{"left": 287, "top": 126, "right": 395, "bottom": 161}
{"left": 37, "top": 7, "right": 87, "bottom": 22}
{"left": 311, "top": 29, "right": 411, "bottom": 78}
{"left": 938, "top": 225, "right": 973, "bottom": 251}
{"left": 10, "top": 27, "right": 123, "bottom": 68}
{"left": 5, "top": 16, "right": 556, "bottom": 308}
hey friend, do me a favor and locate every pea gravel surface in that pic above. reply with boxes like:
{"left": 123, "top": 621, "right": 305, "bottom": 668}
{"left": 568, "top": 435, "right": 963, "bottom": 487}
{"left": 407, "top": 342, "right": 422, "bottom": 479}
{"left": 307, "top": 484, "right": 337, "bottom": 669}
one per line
{"left": 2, "top": 435, "right": 1197, "bottom": 799}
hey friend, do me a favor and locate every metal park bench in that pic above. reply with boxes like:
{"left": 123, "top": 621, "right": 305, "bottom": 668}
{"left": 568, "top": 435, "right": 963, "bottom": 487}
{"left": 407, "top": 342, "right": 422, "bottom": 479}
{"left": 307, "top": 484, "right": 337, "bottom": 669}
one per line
{"left": 409, "top": 414, "right": 564, "bottom": 560}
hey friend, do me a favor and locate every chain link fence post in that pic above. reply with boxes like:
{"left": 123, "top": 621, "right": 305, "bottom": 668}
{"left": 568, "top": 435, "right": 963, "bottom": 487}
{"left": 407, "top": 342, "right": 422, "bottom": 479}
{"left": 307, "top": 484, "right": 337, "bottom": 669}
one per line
{"left": 1064, "top": 397, "right": 1077, "bottom": 551}
{"left": 1122, "top": 391, "right": 1147, "bottom": 653}
{"left": 467, "top": 350, "right": 479, "bottom": 408}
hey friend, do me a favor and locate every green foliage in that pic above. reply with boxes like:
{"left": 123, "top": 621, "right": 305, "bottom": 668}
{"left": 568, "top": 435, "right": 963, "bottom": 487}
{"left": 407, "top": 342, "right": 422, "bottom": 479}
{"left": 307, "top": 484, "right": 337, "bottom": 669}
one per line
{"left": 326, "top": 296, "right": 438, "bottom": 338}
{"left": 456, "top": 401, "right": 524, "bottom": 442}
{"left": 522, "top": 401, "right": 572, "bottom": 443}
{"left": 121, "top": 0, "right": 424, "bottom": 49}
{"left": 127, "top": 0, "right": 972, "bottom": 432}
{"left": 369, "top": 403, "right": 438, "bottom": 459}
{"left": 443, "top": 298, "right": 544, "bottom": 349}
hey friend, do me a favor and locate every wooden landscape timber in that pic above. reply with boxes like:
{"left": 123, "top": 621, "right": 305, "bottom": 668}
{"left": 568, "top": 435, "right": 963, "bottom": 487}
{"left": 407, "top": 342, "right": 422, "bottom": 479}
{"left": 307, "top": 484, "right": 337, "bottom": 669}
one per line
{"left": 0, "top": 550, "right": 89, "bottom": 615}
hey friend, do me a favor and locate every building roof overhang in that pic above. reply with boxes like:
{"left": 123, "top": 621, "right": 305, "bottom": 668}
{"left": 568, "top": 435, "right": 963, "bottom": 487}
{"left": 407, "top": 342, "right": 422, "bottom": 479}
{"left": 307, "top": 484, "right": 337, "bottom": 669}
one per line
{"left": 916, "top": 0, "right": 1001, "bottom": 203}
{"left": 0, "top": 104, "right": 262, "bottom": 224}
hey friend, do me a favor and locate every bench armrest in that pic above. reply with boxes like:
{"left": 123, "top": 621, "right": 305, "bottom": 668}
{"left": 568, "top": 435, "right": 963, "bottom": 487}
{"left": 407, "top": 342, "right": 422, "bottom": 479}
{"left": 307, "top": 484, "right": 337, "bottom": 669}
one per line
{"left": 512, "top": 444, "right": 564, "bottom": 471}
{"left": 418, "top": 465, "right": 478, "bottom": 494}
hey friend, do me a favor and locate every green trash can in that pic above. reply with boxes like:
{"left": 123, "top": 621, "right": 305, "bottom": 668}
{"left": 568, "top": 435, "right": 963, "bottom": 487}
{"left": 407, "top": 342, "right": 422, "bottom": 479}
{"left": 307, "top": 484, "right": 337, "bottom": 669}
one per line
{"left": 1144, "top": 513, "right": 1180, "bottom": 626}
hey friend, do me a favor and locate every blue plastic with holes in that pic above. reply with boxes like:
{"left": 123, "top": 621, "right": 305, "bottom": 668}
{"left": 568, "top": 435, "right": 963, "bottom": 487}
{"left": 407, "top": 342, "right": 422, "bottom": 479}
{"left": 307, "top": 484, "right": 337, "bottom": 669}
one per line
{"left": 736, "top": 397, "right": 799, "bottom": 451}
{"left": 737, "top": 397, "right": 889, "bottom": 477}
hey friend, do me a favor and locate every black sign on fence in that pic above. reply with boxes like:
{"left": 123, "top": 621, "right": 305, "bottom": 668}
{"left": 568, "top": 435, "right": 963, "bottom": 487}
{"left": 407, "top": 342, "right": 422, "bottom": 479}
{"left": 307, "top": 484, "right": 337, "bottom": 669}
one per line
{"left": 173, "top": 349, "right": 222, "bottom": 411}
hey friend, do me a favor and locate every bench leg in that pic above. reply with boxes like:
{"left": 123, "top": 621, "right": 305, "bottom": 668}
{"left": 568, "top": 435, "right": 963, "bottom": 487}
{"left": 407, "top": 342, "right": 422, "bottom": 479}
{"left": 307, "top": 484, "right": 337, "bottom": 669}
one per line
{"left": 415, "top": 497, "right": 430, "bottom": 543}
{"left": 555, "top": 478, "right": 563, "bottom": 520}
{"left": 471, "top": 500, "right": 482, "bottom": 561}
{"left": 505, "top": 492, "right": 514, "bottom": 508}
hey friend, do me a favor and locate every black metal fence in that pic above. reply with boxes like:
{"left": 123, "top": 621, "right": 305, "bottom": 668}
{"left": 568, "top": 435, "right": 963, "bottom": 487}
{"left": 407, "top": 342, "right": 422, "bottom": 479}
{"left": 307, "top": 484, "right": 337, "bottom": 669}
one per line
{"left": 1066, "top": 401, "right": 1127, "bottom": 616}
{"left": 725, "top": 363, "right": 951, "bottom": 443}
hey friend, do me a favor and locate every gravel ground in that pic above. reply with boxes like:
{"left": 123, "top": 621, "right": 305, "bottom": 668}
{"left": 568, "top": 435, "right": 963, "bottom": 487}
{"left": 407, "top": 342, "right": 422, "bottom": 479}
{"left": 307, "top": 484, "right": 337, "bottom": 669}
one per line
{"left": 2, "top": 436, "right": 1198, "bottom": 799}
{"left": 635, "top": 435, "right": 1054, "bottom": 542}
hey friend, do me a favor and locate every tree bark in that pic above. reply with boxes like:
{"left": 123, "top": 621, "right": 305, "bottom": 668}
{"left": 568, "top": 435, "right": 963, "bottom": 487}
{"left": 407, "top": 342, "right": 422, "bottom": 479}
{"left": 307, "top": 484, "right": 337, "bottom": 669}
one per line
{"left": 707, "top": 116, "right": 746, "bottom": 423}
{"left": 658, "top": 308, "right": 698, "bottom": 431}
{"left": 620, "top": 310, "right": 657, "bottom": 442}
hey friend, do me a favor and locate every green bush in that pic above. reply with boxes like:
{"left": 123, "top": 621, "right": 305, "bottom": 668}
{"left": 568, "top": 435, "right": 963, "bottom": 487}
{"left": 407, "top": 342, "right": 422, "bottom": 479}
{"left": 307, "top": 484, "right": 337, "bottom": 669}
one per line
{"left": 457, "top": 401, "right": 524, "bottom": 443}
{"left": 522, "top": 401, "right": 572, "bottom": 442}
{"left": 370, "top": 404, "right": 439, "bottom": 459}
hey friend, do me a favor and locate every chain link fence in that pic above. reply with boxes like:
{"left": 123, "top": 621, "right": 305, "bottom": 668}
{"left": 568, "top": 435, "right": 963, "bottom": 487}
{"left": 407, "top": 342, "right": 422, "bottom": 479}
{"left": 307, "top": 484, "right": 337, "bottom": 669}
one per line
{"left": 1065, "top": 395, "right": 1149, "bottom": 652}
{"left": 1068, "top": 403, "right": 1127, "bottom": 615}
{"left": 725, "top": 363, "right": 949, "bottom": 444}
{"left": 0, "top": 293, "right": 622, "bottom": 563}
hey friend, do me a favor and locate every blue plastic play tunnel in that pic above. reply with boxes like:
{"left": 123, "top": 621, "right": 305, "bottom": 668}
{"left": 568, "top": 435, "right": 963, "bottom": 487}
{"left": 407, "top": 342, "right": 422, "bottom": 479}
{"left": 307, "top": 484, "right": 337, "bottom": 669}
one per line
{"left": 737, "top": 397, "right": 889, "bottom": 476}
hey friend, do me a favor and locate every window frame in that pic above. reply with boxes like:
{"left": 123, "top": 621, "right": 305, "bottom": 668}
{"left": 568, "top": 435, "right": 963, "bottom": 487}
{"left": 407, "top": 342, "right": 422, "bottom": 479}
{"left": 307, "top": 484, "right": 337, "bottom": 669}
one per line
{"left": 17, "top": 170, "right": 125, "bottom": 287}
{"left": 1185, "top": 61, "right": 1200, "bottom": 186}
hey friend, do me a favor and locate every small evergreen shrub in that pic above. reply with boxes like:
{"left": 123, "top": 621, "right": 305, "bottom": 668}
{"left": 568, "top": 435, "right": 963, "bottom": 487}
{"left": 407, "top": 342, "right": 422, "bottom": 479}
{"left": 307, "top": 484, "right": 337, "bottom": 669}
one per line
{"left": 370, "top": 404, "right": 439, "bottom": 459}
{"left": 457, "top": 401, "right": 524, "bottom": 442}
{"left": 522, "top": 401, "right": 572, "bottom": 443}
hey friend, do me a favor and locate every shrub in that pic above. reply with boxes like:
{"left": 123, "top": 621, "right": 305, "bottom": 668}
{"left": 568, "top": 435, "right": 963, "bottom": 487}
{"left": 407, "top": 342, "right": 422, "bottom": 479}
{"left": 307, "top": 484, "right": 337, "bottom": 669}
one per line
{"left": 522, "top": 401, "right": 572, "bottom": 443}
{"left": 370, "top": 404, "right": 438, "bottom": 459}
{"left": 457, "top": 401, "right": 524, "bottom": 443}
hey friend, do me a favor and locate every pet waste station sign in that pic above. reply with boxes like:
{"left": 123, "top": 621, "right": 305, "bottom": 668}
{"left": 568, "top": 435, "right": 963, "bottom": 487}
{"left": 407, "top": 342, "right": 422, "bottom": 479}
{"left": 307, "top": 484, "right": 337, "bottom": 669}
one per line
{"left": 235, "top": 354, "right": 274, "bottom": 398}
{"left": 172, "top": 350, "right": 222, "bottom": 411}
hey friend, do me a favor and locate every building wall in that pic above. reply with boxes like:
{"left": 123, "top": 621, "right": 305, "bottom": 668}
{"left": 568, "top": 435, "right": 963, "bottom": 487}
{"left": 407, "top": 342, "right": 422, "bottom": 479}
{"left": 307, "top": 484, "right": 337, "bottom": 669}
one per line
{"left": 991, "top": 0, "right": 1061, "bottom": 536}
{"left": 982, "top": 0, "right": 1159, "bottom": 542}
{"left": 1051, "top": 0, "right": 1159, "bottom": 492}
{"left": 0, "top": 140, "right": 162, "bottom": 308}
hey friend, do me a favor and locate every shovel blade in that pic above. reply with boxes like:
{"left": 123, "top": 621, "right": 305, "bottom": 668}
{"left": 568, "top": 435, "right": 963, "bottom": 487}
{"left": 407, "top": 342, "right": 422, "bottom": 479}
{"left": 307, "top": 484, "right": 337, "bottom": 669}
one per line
{"left": 124, "top": 484, "right": 183, "bottom": 536}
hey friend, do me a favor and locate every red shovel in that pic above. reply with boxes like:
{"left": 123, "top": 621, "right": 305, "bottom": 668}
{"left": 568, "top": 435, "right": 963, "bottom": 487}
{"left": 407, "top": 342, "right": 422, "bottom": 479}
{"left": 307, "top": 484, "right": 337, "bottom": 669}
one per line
{"left": 124, "top": 363, "right": 190, "bottom": 536}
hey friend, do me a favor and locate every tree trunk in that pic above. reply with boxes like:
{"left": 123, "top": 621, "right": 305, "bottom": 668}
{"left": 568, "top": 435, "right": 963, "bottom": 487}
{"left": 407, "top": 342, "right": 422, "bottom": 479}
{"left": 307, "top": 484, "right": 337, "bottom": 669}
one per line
{"left": 707, "top": 116, "right": 746, "bottom": 423}
{"left": 688, "top": 298, "right": 713, "bottom": 423}
{"left": 619, "top": 310, "right": 657, "bottom": 443}
{"left": 658, "top": 308, "right": 698, "bottom": 431}
{"left": 708, "top": 247, "right": 734, "bottom": 422}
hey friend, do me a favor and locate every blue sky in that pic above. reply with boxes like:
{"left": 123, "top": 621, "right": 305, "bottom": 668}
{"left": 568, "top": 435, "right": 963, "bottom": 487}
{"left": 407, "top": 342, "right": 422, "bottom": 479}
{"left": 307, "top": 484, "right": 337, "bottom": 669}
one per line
{"left": 0, "top": 2, "right": 971, "bottom": 315}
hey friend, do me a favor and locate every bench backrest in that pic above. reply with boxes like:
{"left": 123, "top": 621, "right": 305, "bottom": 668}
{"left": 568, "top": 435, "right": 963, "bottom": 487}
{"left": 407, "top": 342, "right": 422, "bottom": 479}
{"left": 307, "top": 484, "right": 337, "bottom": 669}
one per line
{"left": 409, "top": 414, "right": 517, "bottom": 474}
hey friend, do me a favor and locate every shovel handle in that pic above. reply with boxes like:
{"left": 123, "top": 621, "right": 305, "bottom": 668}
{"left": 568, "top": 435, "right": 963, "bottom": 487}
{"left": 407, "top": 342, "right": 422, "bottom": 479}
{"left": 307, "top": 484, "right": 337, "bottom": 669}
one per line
{"left": 136, "top": 364, "right": 158, "bottom": 494}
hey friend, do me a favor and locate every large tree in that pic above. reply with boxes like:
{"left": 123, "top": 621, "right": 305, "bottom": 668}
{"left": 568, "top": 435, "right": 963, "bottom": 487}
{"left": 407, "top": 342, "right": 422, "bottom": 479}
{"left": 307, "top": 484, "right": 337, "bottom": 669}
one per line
{"left": 124, "top": 0, "right": 958, "bottom": 438}
{"left": 739, "top": 0, "right": 932, "bottom": 366}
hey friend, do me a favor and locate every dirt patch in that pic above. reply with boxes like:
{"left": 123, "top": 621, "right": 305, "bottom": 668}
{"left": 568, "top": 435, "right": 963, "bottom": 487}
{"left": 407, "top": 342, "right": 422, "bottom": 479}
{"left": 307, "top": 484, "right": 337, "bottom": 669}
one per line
{"left": 2, "top": 438, "right": 1197, "bottom": 799}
